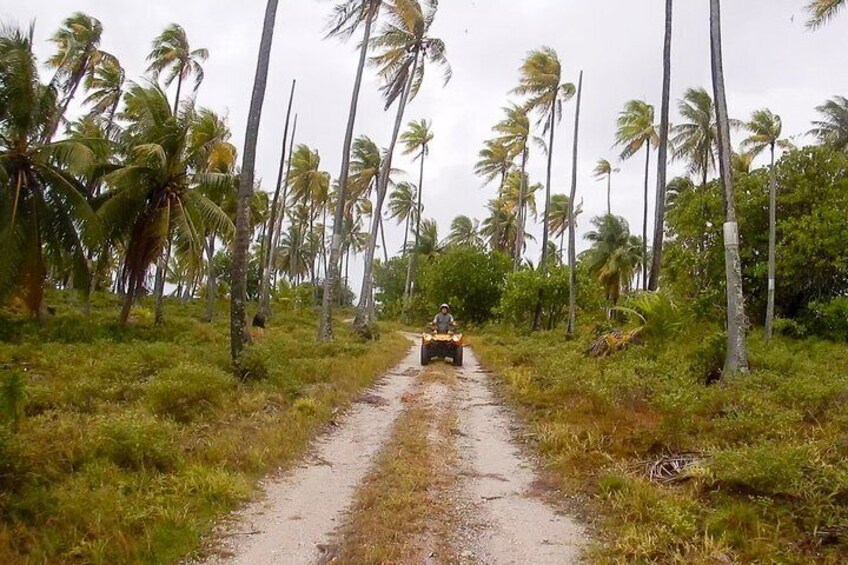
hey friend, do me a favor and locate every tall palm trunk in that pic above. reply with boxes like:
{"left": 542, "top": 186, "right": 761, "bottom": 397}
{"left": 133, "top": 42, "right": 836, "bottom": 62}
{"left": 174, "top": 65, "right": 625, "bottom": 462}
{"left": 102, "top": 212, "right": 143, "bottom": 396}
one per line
{"left": 403, "top": 150, "right": 425, "bottom": 303}
{"left": 533, "top": 103, "right": 557, "bottom": 331}
{"left": 649, "top": 0, "right": 673, "bottom": 291}
{"left": 231, "top": 0, "right": 280, "bottom": 361}
{"left": 641, "top": 144, "right": 650, "bottom": 290}
{"left": 154, "top": 204, "right": 172, "bottom": 325}
{"left": 401, "top": 214, "right": 410, "bottom": 256}
{"left": 606, "top": 171, "right": 612, "bottom": 215}
{"left": 513, "top": 147, "right": 528, "bottom": 271}
{"left": 259, "top": 79, "right": 296, "bottom": 319}
{"left": 204, "top": 234, "right": 217, "bottom": 322}
{"left": 272, "top": 114, "right": 298, "bottom": 290}
{"left": 354, "top": 51, "right": 420, "bottom": 332}
{"left": 173, "top": 68, "right": 183, "bottom": 114}
{"left": 566, "top": 71, "right": 584, "bottom": 337}
{"left": 320, "top": 1, "right": 379, "bottom": 341}
{"left": 709, "top": 0, "right": 748, "bottom": 373}
{"left": 764, "top": 142, "right": 777, "bottom": 340}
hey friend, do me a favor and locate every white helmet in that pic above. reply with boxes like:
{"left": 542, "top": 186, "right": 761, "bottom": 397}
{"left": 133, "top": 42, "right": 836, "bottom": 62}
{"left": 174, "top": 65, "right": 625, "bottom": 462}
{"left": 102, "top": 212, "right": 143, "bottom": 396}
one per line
{"left": 440, "top": 303, "right": 450, "bottom": 311}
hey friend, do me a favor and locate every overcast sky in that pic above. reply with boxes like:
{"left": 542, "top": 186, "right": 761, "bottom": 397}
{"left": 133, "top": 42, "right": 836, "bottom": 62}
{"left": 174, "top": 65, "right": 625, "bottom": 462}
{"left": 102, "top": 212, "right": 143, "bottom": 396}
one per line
{"left": 6, "top": 0, "right": 848, "bottom": 294}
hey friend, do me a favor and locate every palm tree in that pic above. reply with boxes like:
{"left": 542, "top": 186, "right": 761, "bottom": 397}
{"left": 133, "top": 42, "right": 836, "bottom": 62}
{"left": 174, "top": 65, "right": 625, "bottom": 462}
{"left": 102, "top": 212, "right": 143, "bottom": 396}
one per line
{"left": 0, "top": 25, "right": 98, "bottom": 319}
{"left": 810, "top": 96, "right": 848, "bottom": 152}
{"left": 146, "top": 24, "right": 209, "bottom": 113}
{"left": 412, "top": 218, "right": 441, "bottom": 258}
{"left": 388, "top": 181, "right": 418, "bottom": 255}
{"left": 807, "top": 0, "right": 846, "bottom": 27}
{"left": 615, "top": 100, "right": 658, "bottom": 290}
{"left": 494, "top": 104, "right": 531, "bottom": 269}
{"left": 743, "top": 109, "right": 791, "bottom": 341}
{"left": 45, "top": 12, "right": 104, "bottom": 140}
{"left": 401, "top": 118, "right": 433, "bottom": 302}
{"left": 474, "top": 137, "right": 513, "bottom": 191}
{"left": 566, "top": 71, "right": 584, "bottom": 336}
{"left": 548, "top": 194, "right": 582, "bottom": 259}
{"left": 446, "top": 215, "right": 483, "bottom": 248}
{"left": 320, "top": 0, "right": 382, "bottom": 341}
{"left": 288, "top": 145, "right": 331, "bottom": 281}
{"left": 671, "top": 87, "right": 719, "bottom": 186}
{"left": 513, "top": 47, "right": 576, "bottom": 275}
{"left": 354, "top": 0, "right": 451, "bottom": 332}
{"left": 730, "top": 150, "right": 755, "bottom": 176}
{"left": 231, "top": 0, "right": 281, "bottom": 361}
{"left": 710, "top": 0, "right": 748, "bottom": 373}
{"left": 83, "top": 52, "right": 126, "bottom": 137}
{"left": 585, "top": 215, "right": 642, "bottom": 312}
{"left": 481, "top": 200, "right": 518, "bottom": 254}
{"left": 649, "top": 0, "right": 674, "bottom": 292}
{"left": 102, "top": 85, "right": 231, "bottom": 325}
{"left": 592, "top": 158, "right": 618, "bottom": 215}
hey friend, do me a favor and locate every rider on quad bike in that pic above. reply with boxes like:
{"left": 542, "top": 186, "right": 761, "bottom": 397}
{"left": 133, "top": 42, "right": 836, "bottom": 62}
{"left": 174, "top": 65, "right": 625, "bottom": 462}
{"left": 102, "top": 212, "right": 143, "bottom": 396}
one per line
{"left": 432, "top": 303, "right": 455, "bottom": 333}
{"left": 421, "top": 304, "right": 464, "bottom": 366}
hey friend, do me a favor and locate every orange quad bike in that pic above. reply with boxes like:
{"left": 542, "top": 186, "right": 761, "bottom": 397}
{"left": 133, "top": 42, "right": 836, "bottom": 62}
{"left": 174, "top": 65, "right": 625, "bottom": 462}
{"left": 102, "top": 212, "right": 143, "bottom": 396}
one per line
{"left": 420, "top": 322, "right": 464, "bottom": 367}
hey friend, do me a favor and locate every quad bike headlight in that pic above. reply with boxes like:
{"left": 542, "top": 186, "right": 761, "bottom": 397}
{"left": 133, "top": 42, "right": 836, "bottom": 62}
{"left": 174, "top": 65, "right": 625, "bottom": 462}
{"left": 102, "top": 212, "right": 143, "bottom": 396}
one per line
{"left": 452, "top": 334, "right": 461, "bottom": 342}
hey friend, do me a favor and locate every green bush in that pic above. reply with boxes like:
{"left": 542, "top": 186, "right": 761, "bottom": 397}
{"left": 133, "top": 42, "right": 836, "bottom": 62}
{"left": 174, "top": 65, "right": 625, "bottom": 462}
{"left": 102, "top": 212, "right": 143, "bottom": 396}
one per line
{"left": 236, "top": 344, "right": 271, "bottom": 382}
{"left": 710, "top": 444, "right": 811, "bottom": 496}
{"left": 804, "top": 297, "right": 848, "bottom": 342}
{"left": 97, "top": 413, "right": 180, "bottom": 472}
{"left": 772, "top": 317, "right": 807, "bottom": 339}
{"left": 146, "top": 363, "right": 235, "bottom": 422}
{"left": 498, "top": 267, "right": 572, "bottom": 330}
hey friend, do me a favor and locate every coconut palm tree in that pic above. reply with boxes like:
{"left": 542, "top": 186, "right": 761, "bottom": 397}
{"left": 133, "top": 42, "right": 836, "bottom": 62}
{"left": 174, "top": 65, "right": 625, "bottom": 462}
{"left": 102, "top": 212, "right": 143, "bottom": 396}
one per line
{"left": 743, "top": 109, "right": 792, "bottom": 341}
{"left": 584, "top": 214, "right": 643, "bottom": 312}
{"left": 388, "top": 181, "right": 418, "bottom": 255}
{"left": 710, "top": 0, "right": 748, "bottom": 373}
{"left": 411, "top": 218, "right": 441, "bottom": 258}
{"left": 146, "top": 24, "right": 209, "bottom": 113}
{"left": 810, "top": 96, "right": 848, "bottom": 152}
{"left": 592, "top": 158, "right": 618, "bottom": 215}
{"left": 807, "top": 0, "right": 846, "bottom": 27}
{"left": 548, "top": 194, "right": 582, "bottom": 259}
{"left": 231, "top": 0, "right": 281, "bottom": 361}
{"left": 400, "top": 118, "right": 433, "bottom": 301}
{"left": 0, "top": 25, "right": 99, "bottom": 319}
{"left": 671, "top": 87, "right": 719, "bottom": 186}
{"left": 45, "top": 12, "right": 104, "bottom": 141}
{"left": 481, "top": 200, "right": 518, "bottom": 254}
{"left": 474, "top": 137, "right": 513, "bottom": 191}
{"left": 83, "top": 52, "right": 125, "bottom": 138}
{"left": 446, "top": 215, "right": 483, "bottom": 249}
{"left": 649, "top": 0, "right": 674, "bottom": 292}
{"left": 494, "top": 104, "right": 531, "bottom": 269}
{"left": 320, "top": 0, "right": 383, "bottom": 341}
{"left": 287, "top": 145, "right": 331, "bottom": 272}
{"left": 354, "top": 0, "right": 451, "bottom": 332}
{"left": 513, "top": 47, "right": 576, "bottom": 275}
{"left": 615, "top": 100, "right": 658, "bottom": 290}
{"left": 730, "top": 150, "right": 755, "bottom": 176}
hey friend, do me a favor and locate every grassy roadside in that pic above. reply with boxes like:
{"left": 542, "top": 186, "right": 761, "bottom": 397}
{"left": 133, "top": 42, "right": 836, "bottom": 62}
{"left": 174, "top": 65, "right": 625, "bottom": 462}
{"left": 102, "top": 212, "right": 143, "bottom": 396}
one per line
{"left": 330, "top": 365, "right": 459, "bottom": 564}
{"left": 472, "top": 327, "right": 848, "bottom": 564}
{"left": 0, "top": 292, "right": 409, "bottom": 564}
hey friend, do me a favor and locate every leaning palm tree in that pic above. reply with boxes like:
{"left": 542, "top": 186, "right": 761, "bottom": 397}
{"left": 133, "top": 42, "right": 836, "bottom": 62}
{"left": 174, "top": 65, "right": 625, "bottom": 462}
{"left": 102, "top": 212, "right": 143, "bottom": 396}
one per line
{"left": 743, "top": 109, "right": 792, "bottom": 341}
{"left": 592, "top": 158, "right": 618, "bottom": 215}
{"left": 807, "top": 0, "right": 846, "bottom": 27}
{"left": 649, "top": 0, "right": 674, "bottom": 291}
{"left": 584, "top": 215, "right": 642, "bottom": 312}
{"left": 671, "top": 87, "right": 719, "bottom": 186}
{"left": 446, "top": 215, "right": 483, "bottom": 248}
{"left": 493, "top": 104, "right": 531, "bottom": 269}
{"left": 513, "top": 46, "right": 576, "bottom": 275}
{"left": 400, "top": 118, "right": 433, "bottom": 302}
{"left": 83, "top": 52, "right": 126, "bottom": 137}
{"left": 809, "top": 96, "right": 848, "bottom": 152}
{"left": 231, "top": 0, "right": 281, "bottom": 361}
{"left": 710, "top": 0, "right": 748, "bottom": 373}
{"left": 45, "top": 12, "right": 104, "bottom": 141}
{"left": 566, "top": 71, "right": 584, "bottom": 336}
{"left": 146, "top": 24, "right": 209, "bottom": 113}
{"left": 388, "top": 181, "right": 418, "bottom": 255}
{"left": 0, "top": 25, "right": 99, "bottom": 319}
{"left": 615, "top": 99, "right": 659, "bottom": 290}
{"left": 319, "top": 0, "right": 383, "bottom": 341}
{"left": 353, "top": 0, "right": 451, "bottom": 332}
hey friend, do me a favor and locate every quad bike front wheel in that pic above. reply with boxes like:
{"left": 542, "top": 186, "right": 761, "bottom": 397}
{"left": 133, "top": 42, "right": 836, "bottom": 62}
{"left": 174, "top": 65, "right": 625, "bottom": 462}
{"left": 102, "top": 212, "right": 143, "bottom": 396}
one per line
{"left": 452, "top": 346, "right": 464, "bottom": 367}
{"left": 420, "top": 343, "right": 431, "bottom": 366}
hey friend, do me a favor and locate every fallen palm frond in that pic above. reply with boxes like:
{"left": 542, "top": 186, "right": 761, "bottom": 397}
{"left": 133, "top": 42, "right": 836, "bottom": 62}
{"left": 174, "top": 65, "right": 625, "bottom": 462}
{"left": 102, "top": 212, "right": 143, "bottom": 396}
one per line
{"left": 647, "top": 452, "right": 706, "bottom": 484}
{"left": 586, "top": 328, "right": 642, "bottom": 357}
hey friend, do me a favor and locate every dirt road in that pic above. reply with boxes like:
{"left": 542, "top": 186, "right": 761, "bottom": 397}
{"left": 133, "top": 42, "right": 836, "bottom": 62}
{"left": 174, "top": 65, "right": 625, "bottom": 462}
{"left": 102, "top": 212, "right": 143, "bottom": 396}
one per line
{"left": 197, "top": 338, "right": 585, "bottom": 564}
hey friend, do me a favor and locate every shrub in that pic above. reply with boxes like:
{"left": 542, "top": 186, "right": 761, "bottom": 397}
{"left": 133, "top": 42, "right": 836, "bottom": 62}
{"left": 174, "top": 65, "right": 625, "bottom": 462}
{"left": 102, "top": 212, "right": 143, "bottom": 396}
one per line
{"left": 803, "top": 297, "right": 848, "bottom": 342}
{"left": 710, "top": 444, "right": 811, "bottom": 496}
{"left": 617, "top": 291, "right": 688, "bottom": 342}
{"left": 97, "top": 413, "right": 180, "bottom": 472}
{"left": 146, "top": 363, "right": 235, "bottom": 422}
{"left": 235, "top": 344, "right": 271, "bottom": 382}
{"left": 772, "top": 317, "right": 807, "bottom": 339}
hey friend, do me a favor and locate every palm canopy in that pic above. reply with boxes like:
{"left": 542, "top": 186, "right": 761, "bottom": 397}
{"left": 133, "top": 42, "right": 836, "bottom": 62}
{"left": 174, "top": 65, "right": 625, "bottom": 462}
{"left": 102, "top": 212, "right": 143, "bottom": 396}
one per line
{"left": 494, "top": 104, "right": 531, "bottom": 160}
{"left": 474, "top": 138, "right": 512, "bottom": 186}
{"left": 615, "top": 100, "right": 659, "bottom": 159}
{"left": 446, "top": 215, "right": 483, "bottom": 248}
{"left": 369, "top": 0, "right": 451, "bottom": 109}
{"left": 810, "top": 96, "right": 848, "bottom": 152}
{"left": 326, "top": 0, "right": 383, "bottom": 39}
{"left": 512, "top": 46, "right": 575, "bottom": 129}
{"left": 502, "top": 170, "right": 540, "bottom": 218}
{"left": 584, "top": 214, "right": 642, "bottom": 305}
{"left": 807, "top": 0, "right": 846, "bottom": 28}
{"left": 83, "top": 52, "right": 125, "bottom": 127}
{"left": 401, "top": 118, "right": 434, "bottom": 158}
{"left": 287, "top": 144, "right": 331, "bottom": 214}
{"left": 47, "top": 12, "right": 104, "bottom": 95}
{"left": 0, "top": 24, "right": 100, "bottom": 315}
{"left": 388, "top": 181, "right": 418, "bottom": 224}
{"left": 146, "top": 24, "right": 208, "bottom": 94}
{"left": 592, "top": 158, "right": 615, "bottom": 179}
{"left": 742, "top": 109, "right": 793, "bottom": 157}
{"left": 670, "top": 87, "right": 719, "bottom": 183}
{"left": 548, "top": 194, "right": 582, "bottom": 237}
{"left": 481, "top": 199, "right": 518, "bottom": 253}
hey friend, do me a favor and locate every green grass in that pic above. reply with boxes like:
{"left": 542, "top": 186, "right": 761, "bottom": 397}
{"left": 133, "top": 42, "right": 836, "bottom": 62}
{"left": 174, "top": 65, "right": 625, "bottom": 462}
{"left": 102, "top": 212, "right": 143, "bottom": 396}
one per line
{"left": 0, "top": 291, "right": 409, "bottom": 564}
{"left": 473, "top": 325, "right": 848, "bottom": 564}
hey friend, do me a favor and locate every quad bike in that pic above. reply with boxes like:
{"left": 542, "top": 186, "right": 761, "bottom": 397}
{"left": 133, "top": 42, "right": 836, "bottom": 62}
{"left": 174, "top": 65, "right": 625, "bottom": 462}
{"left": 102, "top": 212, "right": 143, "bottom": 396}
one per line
{"left": 420, "top": 323, "right": 464, "bottom": 367}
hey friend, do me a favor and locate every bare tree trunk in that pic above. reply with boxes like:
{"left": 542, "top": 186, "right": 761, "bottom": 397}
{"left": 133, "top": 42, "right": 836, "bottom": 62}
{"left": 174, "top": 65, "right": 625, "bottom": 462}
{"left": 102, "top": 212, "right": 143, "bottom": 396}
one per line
{"left": 403, "top": 150, "right": 425, "bottom": 304}
{"left": 354, "top": 50, "right": 420, "bottom": 332}
{"left": 607, "top": 172, "right": 612, "bottom": 215}
{"left": 513, "top": 147, "right": 528, "bottom": 271}
{"left": 259, "top": 79, "right": 297, "bottom": 320}
{"left": 231, "top": 0, "right": 280, "bottom": 361}
{"left": 710, "top": 0, "right": 748, "bottom": 373}
{"left": 765, "top": 144, "right": 776, "bottom": 340}
{"left": 204, "top": 235, "right": 217, "bottom": 322}
{"left": 649, "top": 0, "right": 673, "bottom": 291}
{"left": 641, "top": 144, "right": 651, "bottom": 290}
{"left": 154, "top": 235, "right": 172, "bottom": 326}
{"left": 173, "top": 70, "right": 183, "bottom": 115}
{"left": 566, "top": 71, "right": 584, "bottom": 337}
{"left": 272, "top": 114, "right": 298, "bottom": 289}
{"left": 319, "top": 1, "right": 379, "bottom": 341}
